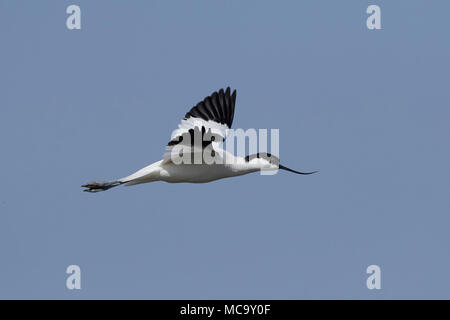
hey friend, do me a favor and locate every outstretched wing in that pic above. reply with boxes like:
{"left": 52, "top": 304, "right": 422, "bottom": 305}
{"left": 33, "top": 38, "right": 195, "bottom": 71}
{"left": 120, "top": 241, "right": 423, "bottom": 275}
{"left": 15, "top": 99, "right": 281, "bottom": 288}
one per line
{"left": 163, "top": 87, "right": 237, "bottom": 163}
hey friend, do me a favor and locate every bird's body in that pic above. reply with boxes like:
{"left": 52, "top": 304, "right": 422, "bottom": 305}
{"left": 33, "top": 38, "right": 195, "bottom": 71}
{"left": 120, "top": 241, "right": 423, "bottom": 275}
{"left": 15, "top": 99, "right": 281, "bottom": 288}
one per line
{"left": 122, "top": 157, "right": 256, "bottom": 185}
{"left": 82, "top": 88, "right": 316, "bottom": 192}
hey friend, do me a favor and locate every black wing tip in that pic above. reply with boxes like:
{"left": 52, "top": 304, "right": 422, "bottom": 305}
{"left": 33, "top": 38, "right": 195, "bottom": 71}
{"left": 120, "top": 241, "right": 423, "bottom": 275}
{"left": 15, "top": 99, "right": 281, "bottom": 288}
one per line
{"left": 217, "top": 87, "right": 235, "bottom": 97}
{"left": 224, "top": 87, "right": 236, "bottom": 99}
{"left": 184, "top": 87, "right": 237, "bottom": 128}
{"left": 215, "top": 87, "right": 236, "bottom": 97}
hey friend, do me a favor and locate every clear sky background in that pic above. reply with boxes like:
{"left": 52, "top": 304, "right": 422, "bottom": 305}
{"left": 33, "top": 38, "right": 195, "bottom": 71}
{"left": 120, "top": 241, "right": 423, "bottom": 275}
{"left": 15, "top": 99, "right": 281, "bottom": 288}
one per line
{"left": 1, "top": 0, "right": 449, "bottom": 299}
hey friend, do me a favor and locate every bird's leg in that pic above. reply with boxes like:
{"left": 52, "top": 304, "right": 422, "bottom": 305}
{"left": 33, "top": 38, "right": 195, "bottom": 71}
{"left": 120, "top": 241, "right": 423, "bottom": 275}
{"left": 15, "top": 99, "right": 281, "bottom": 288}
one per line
{"left": 81, "top": 181, "right": 123, "bottom": 193}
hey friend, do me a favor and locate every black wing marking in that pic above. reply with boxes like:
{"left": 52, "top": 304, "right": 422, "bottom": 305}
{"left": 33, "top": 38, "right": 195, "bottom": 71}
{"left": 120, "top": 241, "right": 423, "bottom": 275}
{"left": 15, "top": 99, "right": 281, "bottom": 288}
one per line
{"left": 163, "top": 88, "right": 237, "bottom": 164}
{"left": 184, "top": 87, "right": 236, "bottom": 129}
{"left": 167, "top": 126, "right": 222, "bottom": 148}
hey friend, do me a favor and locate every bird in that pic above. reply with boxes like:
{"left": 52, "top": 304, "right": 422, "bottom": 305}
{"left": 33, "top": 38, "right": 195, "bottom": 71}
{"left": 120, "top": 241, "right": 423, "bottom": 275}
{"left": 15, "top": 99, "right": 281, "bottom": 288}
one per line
{"left": 82, "top": 87, "right": 317, "bottom": 192}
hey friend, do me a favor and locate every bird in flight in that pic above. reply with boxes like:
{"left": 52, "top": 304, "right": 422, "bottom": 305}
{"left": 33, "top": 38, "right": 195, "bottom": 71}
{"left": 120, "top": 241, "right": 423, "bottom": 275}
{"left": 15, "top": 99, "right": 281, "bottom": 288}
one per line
{"left": 82, "top": 88, "right": 316, "bottom": 192}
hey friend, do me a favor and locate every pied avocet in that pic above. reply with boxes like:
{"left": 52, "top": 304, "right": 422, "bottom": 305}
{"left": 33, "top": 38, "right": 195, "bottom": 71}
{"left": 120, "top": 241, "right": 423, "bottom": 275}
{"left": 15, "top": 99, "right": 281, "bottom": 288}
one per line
{"left": 82, "top": 88, "right": 316, "bottom": 192}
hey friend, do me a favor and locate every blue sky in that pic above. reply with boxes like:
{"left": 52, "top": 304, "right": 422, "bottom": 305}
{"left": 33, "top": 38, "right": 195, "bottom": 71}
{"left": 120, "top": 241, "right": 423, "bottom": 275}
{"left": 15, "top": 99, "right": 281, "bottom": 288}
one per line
{"left": 1, "top": 0, "right": 449, "bottom": 299}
